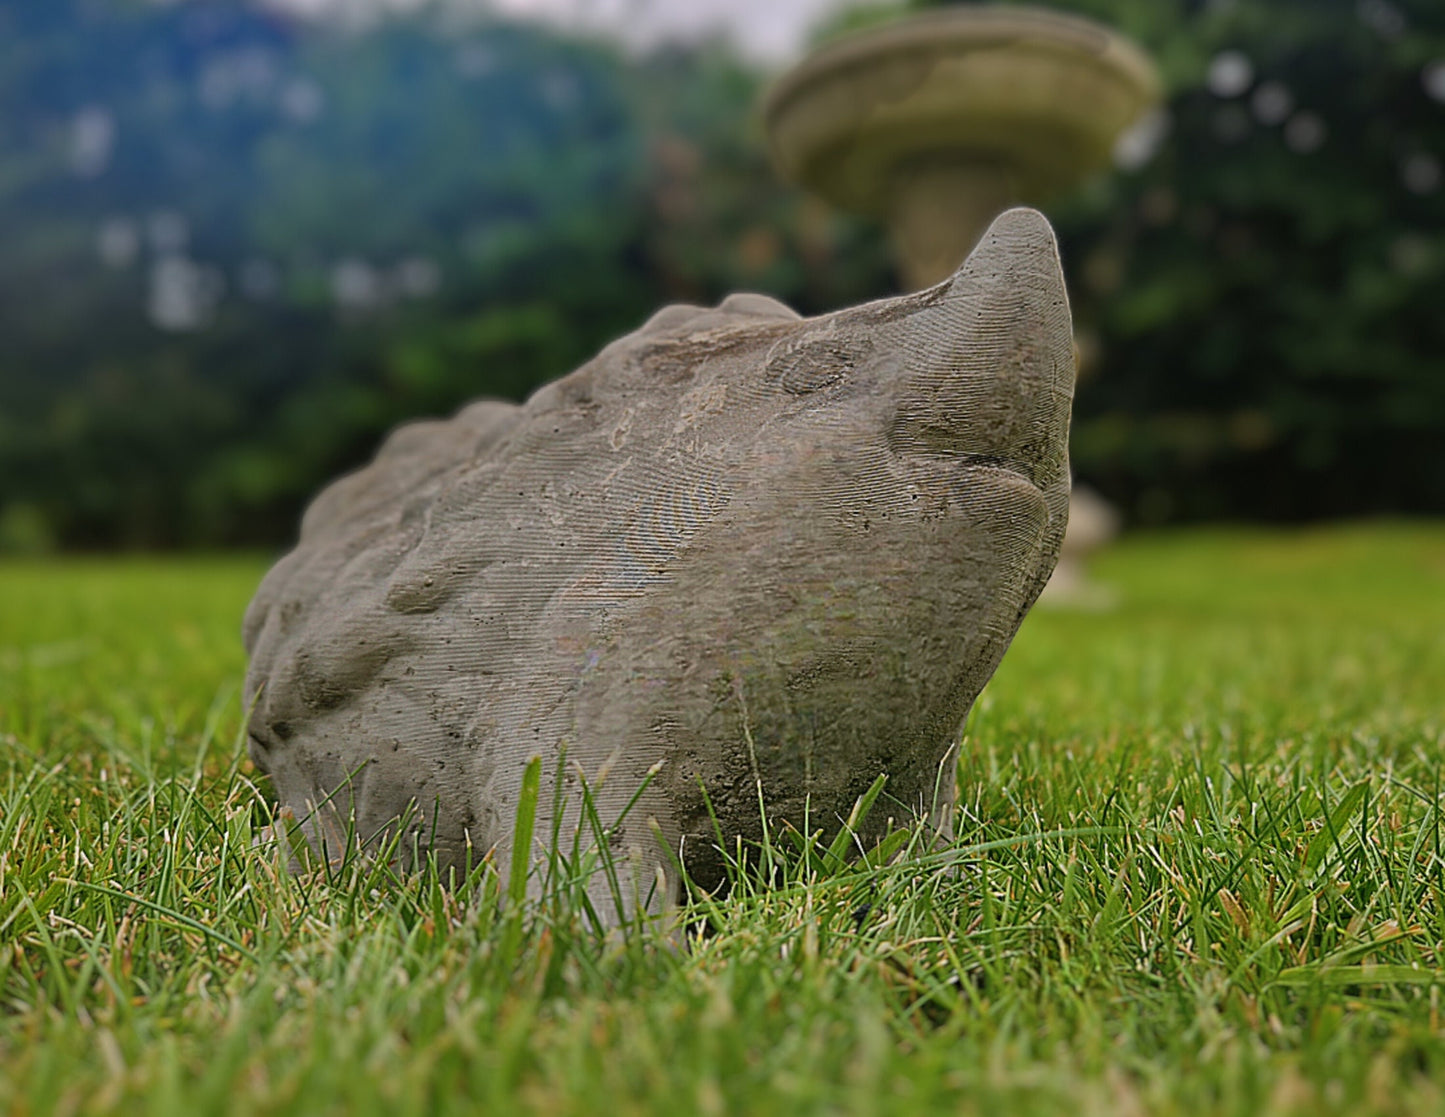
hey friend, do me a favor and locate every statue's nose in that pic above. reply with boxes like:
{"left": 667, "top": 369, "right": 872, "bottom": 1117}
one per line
{"left": 884, "top": 207, "right": 1075, "bottom": 485}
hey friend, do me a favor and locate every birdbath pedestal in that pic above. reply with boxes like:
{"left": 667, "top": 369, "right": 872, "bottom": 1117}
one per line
{"left": 765, "top": 5, "right": 1160, "bottom": 595}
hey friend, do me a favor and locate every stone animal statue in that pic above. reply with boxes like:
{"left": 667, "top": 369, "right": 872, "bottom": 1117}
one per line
{"left": 242, "top": 207, "right": 1075, "bottom": 915}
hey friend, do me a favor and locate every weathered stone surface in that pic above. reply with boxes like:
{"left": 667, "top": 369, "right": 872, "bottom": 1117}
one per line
{"left": 242, "top": 207, "right": 1075, "bottom": 912}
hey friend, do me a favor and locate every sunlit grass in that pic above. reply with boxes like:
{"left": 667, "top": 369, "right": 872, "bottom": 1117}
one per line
{"left": 1, "top": 523, "right": 1443, "bottom": 1115}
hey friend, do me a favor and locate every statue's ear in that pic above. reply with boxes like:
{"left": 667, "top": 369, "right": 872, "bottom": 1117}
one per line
{"left": 887, "top": 207, "right": 1075, "bottom": 482}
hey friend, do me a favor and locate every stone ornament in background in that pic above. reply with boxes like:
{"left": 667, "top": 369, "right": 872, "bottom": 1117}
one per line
{"left": 1037, "top": 482, "right": 1120, "bottom": 609}
{"left": 766, "top": 5, "right": 1160, "bottom": 605}
{"left": 242, "top": 208, "right": 1076, "bottom": 917}
{"left": 765, "top": 5, "right": 1160, "bottom": 290}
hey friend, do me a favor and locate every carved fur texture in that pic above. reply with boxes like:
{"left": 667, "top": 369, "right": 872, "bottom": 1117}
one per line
{"left": 242, "top": 207, "right": 1075, "bottom": 912}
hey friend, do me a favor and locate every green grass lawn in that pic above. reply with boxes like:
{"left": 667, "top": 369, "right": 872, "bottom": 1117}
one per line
{"left": 2, "top": 523, "right": 1444, "bottom": 1115}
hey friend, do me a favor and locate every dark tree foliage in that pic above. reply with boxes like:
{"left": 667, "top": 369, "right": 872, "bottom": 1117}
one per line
{"left": 0, "top": 0, "right": 1439, "bottom": 550}
{"left": 0, "top": 0, "right": 887, "bottom": 550}
{"left": 928, "top": 0, "right": 1445, "bottom": 522}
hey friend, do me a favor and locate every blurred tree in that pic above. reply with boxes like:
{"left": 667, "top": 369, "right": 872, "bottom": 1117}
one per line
{"left": 0, "top": 0, "right": 1439, "bottom": 550}
{"left": 0, "top": 0, "right": 888, "bottom": 550}
{"left": 921, "top": 0, "right": 1445, "bottom": 522}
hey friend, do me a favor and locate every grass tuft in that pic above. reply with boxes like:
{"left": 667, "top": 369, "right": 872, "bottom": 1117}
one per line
{"left": 1, "top": 525, "right": 1443, "bottom": 1115}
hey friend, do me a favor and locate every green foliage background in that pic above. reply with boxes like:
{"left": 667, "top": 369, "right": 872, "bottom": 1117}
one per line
{"left": 0, "top": 0, "right": 889, "bottom": 550}
{"left": 0, "top": 0, "right": 1440, "bottom": 550}
{"left": 926, "top": 0, "right": 1445, "bottom": 522}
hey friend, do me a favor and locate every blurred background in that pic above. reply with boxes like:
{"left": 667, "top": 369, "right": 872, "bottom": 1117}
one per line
{"left": 0, "top": 0, "right": 1441, "bottom": 554}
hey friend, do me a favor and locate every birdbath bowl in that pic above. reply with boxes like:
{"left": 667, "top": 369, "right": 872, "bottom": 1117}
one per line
{"left": 764, "top": 5, "right": 1160, "bottom": 289}
{"left": 765, "top": 5, "right": 1161, "bottom": 601}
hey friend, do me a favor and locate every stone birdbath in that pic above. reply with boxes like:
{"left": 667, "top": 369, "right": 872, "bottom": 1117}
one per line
{"left": 764, "top": 4, "right": 1160, "bottom": 600}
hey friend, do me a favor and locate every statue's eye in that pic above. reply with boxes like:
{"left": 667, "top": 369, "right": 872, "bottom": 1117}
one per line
{"left": 767, "top": 337, "right": 869, "bottom": 395}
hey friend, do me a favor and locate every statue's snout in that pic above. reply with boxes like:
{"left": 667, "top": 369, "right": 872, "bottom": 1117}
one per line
{"left": 886, "top": 207, "right": 1075, "bottom": 485}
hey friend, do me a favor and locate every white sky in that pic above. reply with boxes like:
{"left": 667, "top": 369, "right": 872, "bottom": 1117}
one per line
{"left": 262, "top": 0, "right": 878, "bottom": 63}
